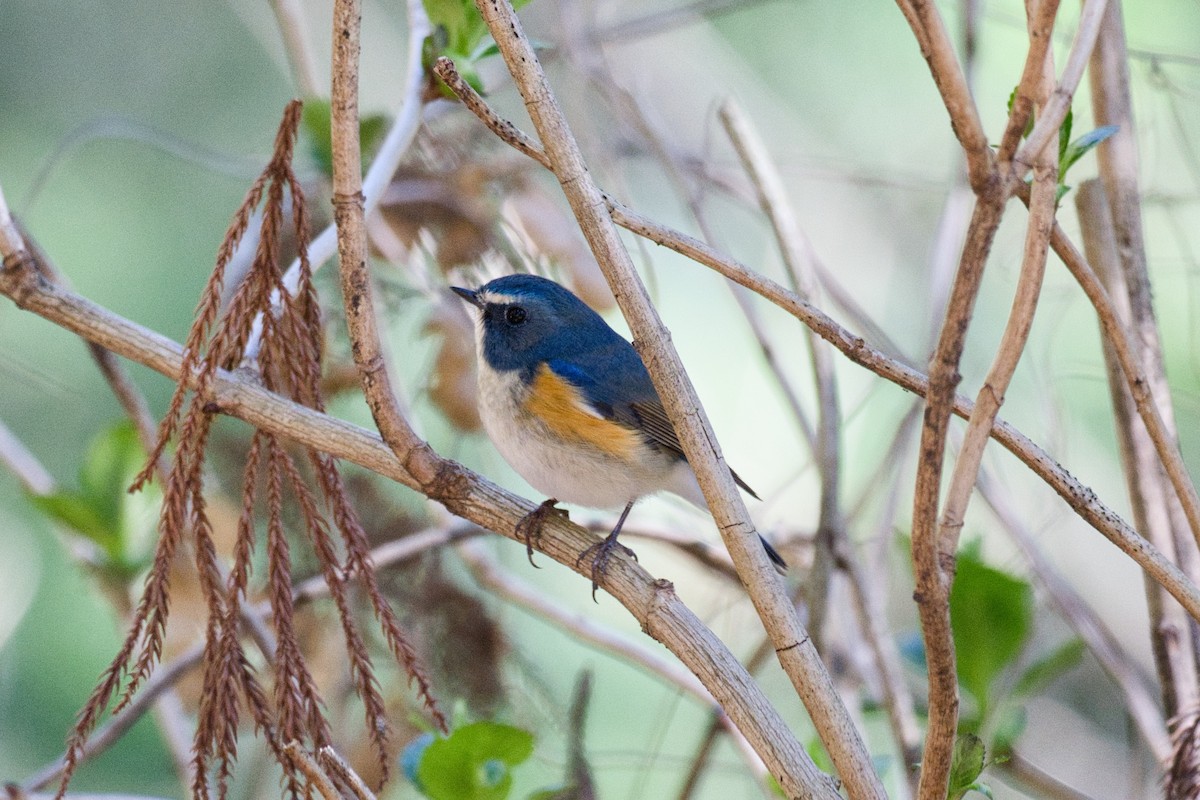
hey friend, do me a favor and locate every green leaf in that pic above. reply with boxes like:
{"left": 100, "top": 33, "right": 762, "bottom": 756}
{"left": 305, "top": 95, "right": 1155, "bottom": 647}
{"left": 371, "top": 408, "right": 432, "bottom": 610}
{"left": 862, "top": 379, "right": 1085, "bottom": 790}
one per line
{"left": 28, "top": 492, "right": 115, "bottom": 548}
{"left": 27, "top": 420, "right": 160, "bottom": 573}
{"left": 1013, "top": 638, "right": 1085, "bottom": 698}
{"left": 1061, "top": 124, "right": 1119, "bottom": 175}
{"left": 1057, "top": 107, "right": 1074, "bottom": 165}
{"left": 950, "top": 553, "right": 1033, "bottom": 722}
{"left": 79, "top": 421, "right": 142, "bottom": 524}
{"left": 417, "top": 721, "right": 535, "bottom": 800}
{"left": 948, "top": 733, "right": 987, "bottom": 800}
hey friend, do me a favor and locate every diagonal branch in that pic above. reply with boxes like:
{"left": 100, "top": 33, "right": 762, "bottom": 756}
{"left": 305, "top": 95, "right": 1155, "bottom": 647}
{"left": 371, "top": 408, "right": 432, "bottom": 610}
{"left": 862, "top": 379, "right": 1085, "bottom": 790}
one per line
{"left": 469, "top": 1, "right": 880, "bottom": 796}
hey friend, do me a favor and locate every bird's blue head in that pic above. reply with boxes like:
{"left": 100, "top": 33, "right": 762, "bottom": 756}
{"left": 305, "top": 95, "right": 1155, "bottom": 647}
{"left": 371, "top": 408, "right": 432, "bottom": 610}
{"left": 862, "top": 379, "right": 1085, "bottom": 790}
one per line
{"left": 451, "top": 274, "right": 622, "bottom": 374}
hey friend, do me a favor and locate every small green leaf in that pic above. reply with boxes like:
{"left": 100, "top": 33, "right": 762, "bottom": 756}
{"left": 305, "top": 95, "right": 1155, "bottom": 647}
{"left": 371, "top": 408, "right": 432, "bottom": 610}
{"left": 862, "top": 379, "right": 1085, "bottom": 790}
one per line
{"left": 950, "top": 553, "right": 1033, "bottom": 723}
{"left": 28, "top": 492, "right": 114, "bottom": 548}
{"left": 1057, "top": 107, "right": 1074, "bottom": 165}
{"left": 1013, "top": 638, "right": 1085, "bottom": 698}
{"left": 1061, "top": 124, "right": 1119, "bottom": 175}
{"left": 948, "top": 733, "right": 987, "bottom": 800}
{"left": 28, "top": 421, "right": 160, "bottom": 574}
{"left": 417, "top": 721, "right": 534, "bottom": 800}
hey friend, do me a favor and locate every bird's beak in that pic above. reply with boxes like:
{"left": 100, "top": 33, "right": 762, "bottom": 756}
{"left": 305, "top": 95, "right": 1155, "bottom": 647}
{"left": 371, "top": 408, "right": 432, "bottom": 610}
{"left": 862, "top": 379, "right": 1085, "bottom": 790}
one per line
{"left": 451, "top": 286, "right": 483, "bottom": 309}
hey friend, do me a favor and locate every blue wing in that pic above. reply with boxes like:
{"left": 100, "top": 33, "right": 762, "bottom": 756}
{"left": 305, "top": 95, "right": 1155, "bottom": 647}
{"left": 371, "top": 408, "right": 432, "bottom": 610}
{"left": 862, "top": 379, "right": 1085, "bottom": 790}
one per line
{"left": 545, "top": 347, "right": 759, "bottom": 499}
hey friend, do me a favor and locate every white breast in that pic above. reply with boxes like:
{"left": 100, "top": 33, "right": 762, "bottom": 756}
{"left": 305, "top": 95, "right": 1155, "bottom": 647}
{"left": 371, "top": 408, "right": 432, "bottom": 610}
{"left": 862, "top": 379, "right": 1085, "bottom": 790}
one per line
{"left": 473, "top": 357, "right": 690, "bottom": 510}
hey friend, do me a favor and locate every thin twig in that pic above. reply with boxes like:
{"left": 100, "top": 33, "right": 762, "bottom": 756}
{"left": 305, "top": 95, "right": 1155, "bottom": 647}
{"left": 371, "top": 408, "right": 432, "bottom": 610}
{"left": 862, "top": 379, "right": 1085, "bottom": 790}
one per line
{"left": 1001, "top": 750, "right": 1099, "bottom": 800}
{"left": 270, "top": 0, "right": 322, "bottom": 97}
{"left": 0, "top": 416, "right": 54, "bottom": 494}
{"left": 281, "top": 742, "right": 343, "bottom": 800}
{"left": 936, "top": 36, "right": 1059, "bottom": 567}
{"left": 243, "top": 0, "right": 433, "bottom": 361}
{"left": 1040, "top": 202, "right": 1200, "bottom": 577}
{"left": 896, "top": 0, "right": 994, "bottom": 189}
{"left": 316, "top": 746, "right": 377, "bottom": 800}
{"left": 718, "top": 98, "right": 845, "bottom": 654}
{"left": 470, "top": 2, "right": 876, "bottom": 796}
{"left": 996, "top": 0, "right": 1062, "bottom": 164}
{"left": 1013, "top": 0, "right": 1110, "bottom": 170}
{"left": 1087, "top": 0, "right": 1200, "bottom": 584}
{"left": 910, "top": 191, "right": 1006, "bottom": 800}
{"left": 1075, "top": 179, "right": 1199, "bottom": 724}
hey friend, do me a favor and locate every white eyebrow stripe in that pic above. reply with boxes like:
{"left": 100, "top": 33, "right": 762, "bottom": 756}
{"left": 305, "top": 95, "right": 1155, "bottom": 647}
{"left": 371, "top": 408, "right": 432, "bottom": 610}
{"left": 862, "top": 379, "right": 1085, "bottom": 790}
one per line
{"left": 478, "top": 291, "right": 521, "bottom": 305}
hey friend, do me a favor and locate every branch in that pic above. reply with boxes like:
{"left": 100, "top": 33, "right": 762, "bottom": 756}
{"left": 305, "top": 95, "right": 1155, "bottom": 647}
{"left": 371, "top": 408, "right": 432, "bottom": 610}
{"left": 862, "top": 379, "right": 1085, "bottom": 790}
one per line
{"left": 469, "top": 2, "right": 878, "bottom": 796}
{"left": 1075, "top": 179, "right": 1199, "bottom": 723}
{"left": 717, "top": 99, "right": 845, "bottom": 652}
{"left": 1014, "top": 0, "right": 1110, "bottom": 170}
{"left": 894, "top": 0, "right": 994, "bottom": 189}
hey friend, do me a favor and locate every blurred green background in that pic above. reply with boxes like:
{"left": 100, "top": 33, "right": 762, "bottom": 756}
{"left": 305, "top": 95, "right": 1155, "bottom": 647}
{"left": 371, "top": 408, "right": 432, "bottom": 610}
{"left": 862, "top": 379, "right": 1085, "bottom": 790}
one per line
{"left": 2, "top": 1, "right": 1200, "bottom": 798}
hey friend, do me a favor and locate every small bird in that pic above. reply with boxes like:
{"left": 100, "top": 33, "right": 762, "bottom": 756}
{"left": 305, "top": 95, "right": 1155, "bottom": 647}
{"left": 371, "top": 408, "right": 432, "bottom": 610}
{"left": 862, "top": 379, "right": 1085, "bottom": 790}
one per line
{"left": 452, "top": 274, "right": 786, "bottom": 595}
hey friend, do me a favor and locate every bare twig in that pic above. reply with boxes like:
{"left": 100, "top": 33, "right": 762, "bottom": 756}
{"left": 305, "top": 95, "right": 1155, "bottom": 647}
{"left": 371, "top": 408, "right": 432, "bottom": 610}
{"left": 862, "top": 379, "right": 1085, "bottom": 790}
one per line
{"left": 1013, "top": 0, "right": 1109, "bottom": 170}
{"left": 1076, "top": 180, "right": 1199, "bottom": 725}
{"left": 718, "top": 98, "right": 844, "bottom": 653}
{"left": 470, "top": 2, "right": 877, "bottom": 796}
{"left": 0, "top": 416, "right": 54, "bottom": 494}
{"left": 270, "top": 0, "right": 322, "bottom": 97}
{"left": 244, "top": 0, "right": 433, "bottom": 361}
{"left": 316, "top": 746, "right": 377, "bottom": 800}
{"left": 910, "top": 190, "right": 1006, "bottom": 800}
{"left": 282, "top": 742, "right": 343, "bottom": 800}
{"left": 996, "top": 0, "right": 1062, "bottom": 164}
{"left": 1088, "top": 1, "right": 1200, "bottom": 566}
{"left": 330, "top": 0, "right": 439, "bottom": 488}
{"left": 937, "top": 38, "right": 1058, "bottom": 567}
{"left": 895, "top": 0, "right": 994, "bottom": 189}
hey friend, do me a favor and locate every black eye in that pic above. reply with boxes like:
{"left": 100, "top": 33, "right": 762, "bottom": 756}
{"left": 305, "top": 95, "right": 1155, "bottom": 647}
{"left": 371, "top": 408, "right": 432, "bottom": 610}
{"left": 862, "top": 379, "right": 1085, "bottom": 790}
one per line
{"left": 505, "top": 306, "right": 527, "bottom": 325}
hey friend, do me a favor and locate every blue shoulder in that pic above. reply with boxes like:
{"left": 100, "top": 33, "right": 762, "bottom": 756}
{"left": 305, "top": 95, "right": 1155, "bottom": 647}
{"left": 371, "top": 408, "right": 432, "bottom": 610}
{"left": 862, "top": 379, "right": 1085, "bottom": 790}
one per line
{"left": 545, "top": 344, "right": 658, "bottom": 418}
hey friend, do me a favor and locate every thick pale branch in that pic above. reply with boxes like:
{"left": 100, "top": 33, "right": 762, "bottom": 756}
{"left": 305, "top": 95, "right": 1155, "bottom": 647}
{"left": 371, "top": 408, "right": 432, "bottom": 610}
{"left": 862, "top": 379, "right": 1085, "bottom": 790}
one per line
{"left": 471, "top": 2, "right": 879, "bottom": 796}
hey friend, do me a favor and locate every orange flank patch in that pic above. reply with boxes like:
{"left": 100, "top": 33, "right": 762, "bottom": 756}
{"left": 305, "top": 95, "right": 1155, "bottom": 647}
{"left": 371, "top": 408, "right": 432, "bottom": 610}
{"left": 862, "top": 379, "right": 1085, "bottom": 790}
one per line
{"left": 525, "top": 364, "right": 642, "bottom": 460}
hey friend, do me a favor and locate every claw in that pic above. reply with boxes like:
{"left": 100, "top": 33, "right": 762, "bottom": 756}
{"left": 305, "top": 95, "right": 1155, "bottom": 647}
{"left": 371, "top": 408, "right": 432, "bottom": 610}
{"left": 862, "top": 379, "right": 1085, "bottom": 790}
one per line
{"left": 574, "top": 500, "right": 637, "bottom": 601}
{"left": 575, "top": 533, "right": 637, "bottom": 600}
{"left": 515, "top": 498, "right": 567, "bottom": 567}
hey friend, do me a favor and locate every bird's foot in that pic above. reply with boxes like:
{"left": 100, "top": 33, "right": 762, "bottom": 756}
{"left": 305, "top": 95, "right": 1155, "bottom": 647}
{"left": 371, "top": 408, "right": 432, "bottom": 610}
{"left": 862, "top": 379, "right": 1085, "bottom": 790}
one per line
{"left": 575, "top": 532, "right": 637, "bottom": 601}
{"left": 515, "top": 498, "right": 567, "bottom": 567}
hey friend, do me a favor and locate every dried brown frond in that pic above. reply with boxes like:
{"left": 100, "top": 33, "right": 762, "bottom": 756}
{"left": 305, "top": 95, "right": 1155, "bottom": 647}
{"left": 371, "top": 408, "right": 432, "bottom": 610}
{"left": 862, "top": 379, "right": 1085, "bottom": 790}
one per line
{"left": 1168, "top": 708, "right": 1200, "bottom": 800}
{"left": 58, "top": 100, "right": 442, "bottom": 800}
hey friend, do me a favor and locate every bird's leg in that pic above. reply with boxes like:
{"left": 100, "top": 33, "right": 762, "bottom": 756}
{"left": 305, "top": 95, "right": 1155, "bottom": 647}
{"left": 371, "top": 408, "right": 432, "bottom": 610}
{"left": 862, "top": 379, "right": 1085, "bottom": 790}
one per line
{"left": 575, "top": 500, "right": 637, "bottom": 600}
{"left": 514, "top": 498, "right": 568, "bottom": 567}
